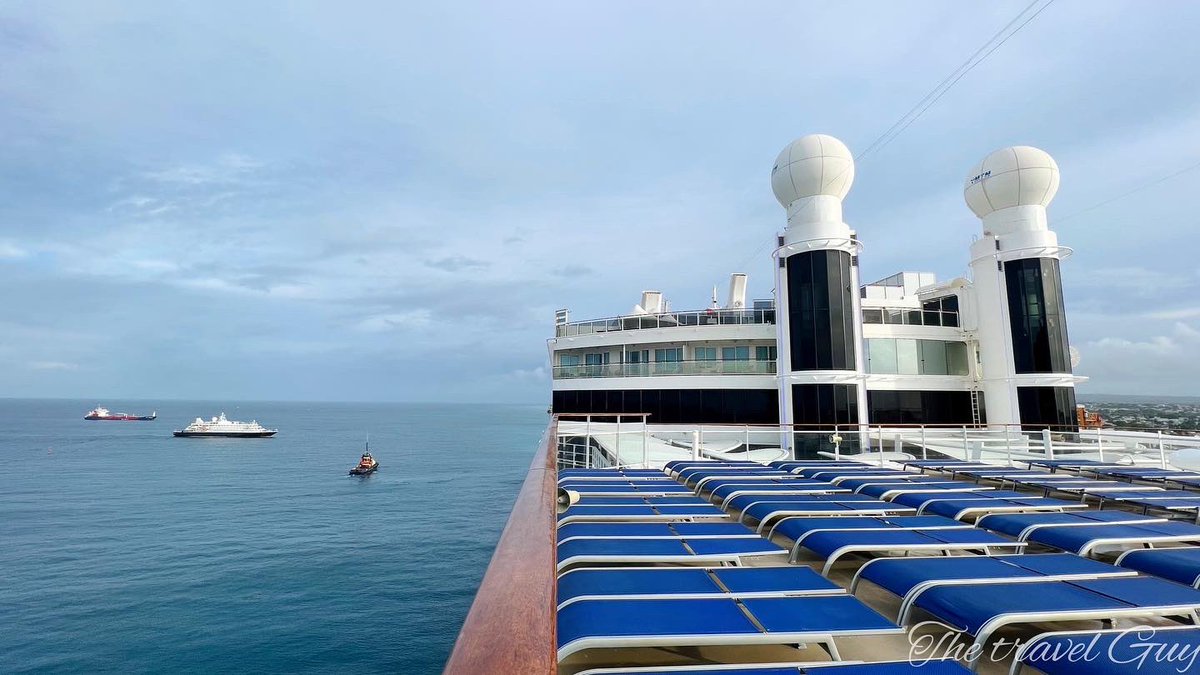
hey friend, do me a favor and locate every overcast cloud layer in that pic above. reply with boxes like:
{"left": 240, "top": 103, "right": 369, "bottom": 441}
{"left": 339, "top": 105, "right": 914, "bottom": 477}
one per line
{"left": 2, "top": 1, "right": 1199, "bottom": 402}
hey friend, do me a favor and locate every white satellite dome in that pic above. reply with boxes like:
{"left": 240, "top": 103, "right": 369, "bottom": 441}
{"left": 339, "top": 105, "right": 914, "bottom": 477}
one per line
{"left": 964, "top": 145, "right": 1060, "bottom": 218}
{"left": 771, "top": 134, "right": 855, "bottom": 207}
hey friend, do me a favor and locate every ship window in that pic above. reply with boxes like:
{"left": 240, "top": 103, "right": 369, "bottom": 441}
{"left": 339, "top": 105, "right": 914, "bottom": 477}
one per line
{"left": 625, "top": 350, "right": 648, "bottom": 363}
{"left": 862, "top": 309, "right": 883, "bottom": 324}
{"left": 721, "top": 346, "right": 750, "bottom": 361}
{"left": 947, "top": 342, "right": 969, "bottom": 376}
{"left": 560, "top": 354, "right": 581, "bottom": 366}
{"left": 1005, "top": 258, "right": 1071, "bottom": 374}
{"left": 654, "top": 348, "right": 682, "bottom": 362}
{"left": 694, "top": 347, "right": 717, "bottom": 361}
{"left": 755, "top": 346, "right": 777, "bottom": 361}
{"left": 868, "top": 339, "right": 897, "bottom": 374}
{"left": 896, "top": 339, "right": 920, "bottom": 375}
{"left": 919, "top": 340, "right": 947, "bottom": 375}
{"left": 584, "top": 352, "right": 609, "bottom": 365}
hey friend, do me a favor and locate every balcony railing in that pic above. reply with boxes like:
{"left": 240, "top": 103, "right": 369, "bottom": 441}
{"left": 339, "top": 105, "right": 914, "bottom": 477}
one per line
{"left": 553, "top": 359, "right": 776, "bottom": 379}
{"left": 862, "top": 308, "right": 959, "bottom": 328}
{"left": 556, "top": 308, "right": 776, "bottom": 337}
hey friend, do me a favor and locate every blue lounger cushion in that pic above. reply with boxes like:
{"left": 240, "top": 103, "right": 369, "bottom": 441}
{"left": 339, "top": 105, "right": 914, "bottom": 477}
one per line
{"left": 557, "top": 522, "right": 756, "bottom": 542}
{"left": 915, "top": 577, "right": 1200, "bottom": 636}
{"left": 556, "top": 595, "right": 901, "bottom": 659}
{"left": 738, "top": 500, "right": 908, "bottom": 526}
{"left": 857, "top": 553, "right": 1124, "bottom": 599}
{"left": 558, "top": 566, "right": 841, "bottom": 606}
{"left": 1119, "top": 547, "right": 1200, "bottom": 587}
{"left": 571, "top": 497, "right": 709, "bottom": 506}
{"left": 798, "top": 528, "right": 1017, "bottom": 561}
{"left": 773, "top": 515, "right": 966, "bottom": 542}
{"left": 1028, "top": 520, "right": 1200, "bottom": 554}
{"left": 1019, "top": 627, "right": 1200, "bottom": 675}
{"left": 853, "top": 482, "right": 983, "bottom": 498}
{"left": 560, "top": 504, "right": 726, "bottom": 517}
{"left": 919, "top": 497, "right": 1081, "bottom": 519}
{"left": 979, "top": 511, "right": 1163, "bottom": 539}
{"left": 555, "top": 537, "right": 784, "bottom": 567}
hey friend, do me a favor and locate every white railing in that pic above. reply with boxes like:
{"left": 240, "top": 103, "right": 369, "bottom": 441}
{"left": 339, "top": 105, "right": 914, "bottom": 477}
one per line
{"left": 553, "top": 360, "right": 776, "bottom": 379}
{"left": 554, "top": 417, "right": 1200, "bottom": 471}
{"left": 555, "top": 308, "right": 775, "bottom": 337}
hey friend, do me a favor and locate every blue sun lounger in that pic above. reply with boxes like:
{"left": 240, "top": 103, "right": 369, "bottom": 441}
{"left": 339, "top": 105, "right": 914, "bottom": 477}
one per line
{"left": 570, "top": 496, "right": 712, "bottom": 506}
{"left": 771, "top": 460, "right": 874, "bottom": 471}
{"left": 1093, "top": 467, "right": 1200, "bottom": 482}
{"left": 911, "top": 577, "right": 1200, "bottom": 669}
{"left": 708, "top": 481, "right": 849, "bottom": 508}
{"left": 560, "top": 482, "right": 695, "bottom": 496}
{"left": 576, "top": 660, "right": 973, "bottom": 675}
{"left": 561, "top": 468, "right": 670, "bottom": 479}
{"left": 555, "top": 537, "right": 788, "bottom": 572}
{"left": 1099, "top": 494, "right": 1200, "bottom": 523}
{"left": 788, "top": 526, "right": 1024, "bottom": 575}
{"left": 555, "top": 594, "right": 903, "bottom": 660}
{"left": 769, "top": 514, "right": 973, "bottom": 559}
{"left": 557, "top": 503, "right": 729, "bottom": 525}
{"left": 1012, "top": 625, "right": 1200, "bottom": 675}
{"left": 557, "top": 521, "right": 761, "bottom": 544}
{"left": 1117, "top": 547, "right": 1200, "bottom": 587}
{"left": 1019, "top": 458, "right": 1107, "bottom": 470}
{"left": 849, "top": 480, "right": 992, "bottom": 500}
{"left": 977, "top": 510, "right": 1168, "bottom": 540}
{"left": 849, "top": 553, "right": 1136, "bottom": 623}
{"left": 1026, "top": 520, "right": 1200, "bottom": 556}
{"left": 892, "top": 491, "right": 1088, "bottom": 520}
{"left": 557, "top": 565, "right": 844, "bottom": 608}
{"left": 1007, "top": 477, "right": 1159, "bottom": 497}
{"left": 727, "top": 495, "right": 916, "bottom": 533}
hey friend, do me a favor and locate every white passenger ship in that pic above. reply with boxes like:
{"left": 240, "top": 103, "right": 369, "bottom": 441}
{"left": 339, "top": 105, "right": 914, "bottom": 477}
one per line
{"left": 173, "top": 412, "right": 277, "bottom": 438}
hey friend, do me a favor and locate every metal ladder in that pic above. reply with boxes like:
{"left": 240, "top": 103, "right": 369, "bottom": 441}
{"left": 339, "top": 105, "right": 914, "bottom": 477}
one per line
{"left": 969, "top": 391, "right": 983, "bottom": 426}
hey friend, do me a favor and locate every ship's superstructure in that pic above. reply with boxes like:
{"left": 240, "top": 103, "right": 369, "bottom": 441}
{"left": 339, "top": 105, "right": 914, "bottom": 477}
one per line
{"left": 548, "top": 135, "right": 1084, "bottom": 445}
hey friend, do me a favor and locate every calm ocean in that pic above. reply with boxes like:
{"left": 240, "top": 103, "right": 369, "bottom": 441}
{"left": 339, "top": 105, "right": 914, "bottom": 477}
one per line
{"left": 0, "top": 399, "right": 546, "bottom": 674}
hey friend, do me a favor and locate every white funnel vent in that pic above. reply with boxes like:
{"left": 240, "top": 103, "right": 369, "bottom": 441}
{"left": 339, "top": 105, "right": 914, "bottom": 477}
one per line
{"left": 636, "top": 290, "right": 663, "bottom": 315}
{"left": 726, "top": 274, "right": 747, "bottom": 309}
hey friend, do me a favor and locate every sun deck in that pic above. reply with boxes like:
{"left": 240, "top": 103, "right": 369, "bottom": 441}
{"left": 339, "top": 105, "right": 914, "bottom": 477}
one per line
{"left": 447, "top": 419, "right": 1200, "bottom": 674}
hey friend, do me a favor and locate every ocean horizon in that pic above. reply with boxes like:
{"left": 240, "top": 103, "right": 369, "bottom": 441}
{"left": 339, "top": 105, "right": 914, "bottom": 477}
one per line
{"left": 0, "top": 399, "right": 546, "bottom": 674}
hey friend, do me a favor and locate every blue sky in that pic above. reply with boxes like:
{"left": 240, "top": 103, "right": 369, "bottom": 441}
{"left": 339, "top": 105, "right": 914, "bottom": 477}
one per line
{"left": 2, "top": 1, "right": 1199, "bottom": 402}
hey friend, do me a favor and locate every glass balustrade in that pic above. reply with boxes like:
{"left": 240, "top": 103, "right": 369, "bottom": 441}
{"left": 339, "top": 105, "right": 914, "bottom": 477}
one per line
{"left": 552, "top": 359, "right": 777, "bottom": 379}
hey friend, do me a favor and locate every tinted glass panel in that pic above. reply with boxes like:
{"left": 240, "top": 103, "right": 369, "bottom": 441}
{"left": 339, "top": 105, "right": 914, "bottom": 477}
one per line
{"left": 1017, "top": 386, "right": 1078, "bottom": 431}
{"left": 1005, "top": 258, "right": 1071, "bottom": 374}
{"left": 786, "top": 251, "right": 856, "bottom": 371}
{"left": 551, "top": 389, "right": 779, "bottom": 424}
{"left": 867, "top": 390, "right": 976, "bottom": 426}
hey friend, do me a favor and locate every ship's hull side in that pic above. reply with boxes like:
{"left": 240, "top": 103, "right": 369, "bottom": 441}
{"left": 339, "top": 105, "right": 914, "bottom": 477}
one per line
{"left": 172, "top": 431, "right": 277, "bottom": 437}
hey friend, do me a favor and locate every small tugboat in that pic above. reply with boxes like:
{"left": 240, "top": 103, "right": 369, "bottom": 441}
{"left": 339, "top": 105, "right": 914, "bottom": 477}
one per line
{"left": 173, "top": 413, "right": 277, "bottom": 437}
{"left": 349, "top": 440, "right": 378, "bottom": 475}
{"left": 85, "top": 406, "right": 157, "bottom": 421}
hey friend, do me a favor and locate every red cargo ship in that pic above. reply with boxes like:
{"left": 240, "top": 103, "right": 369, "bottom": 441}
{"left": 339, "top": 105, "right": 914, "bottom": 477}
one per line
{"left": 84, "top": 406, "right": 157, "bottom": 421}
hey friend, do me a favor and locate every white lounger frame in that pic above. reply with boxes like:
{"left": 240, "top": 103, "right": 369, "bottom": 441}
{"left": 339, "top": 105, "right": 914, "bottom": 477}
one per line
{"left": 557, "top": 621, "right": 905, "bottom": 661}
{"left": 555, "top": 548, "right": 788, "bottom": 573}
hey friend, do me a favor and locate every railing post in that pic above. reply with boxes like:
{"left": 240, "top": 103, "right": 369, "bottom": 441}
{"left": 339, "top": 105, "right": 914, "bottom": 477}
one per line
{"left": 877, "top": 426, "right": 886, "bottom": 466}
{"left": 1097, "top": 427, "right": 1104, "bottom": 464}
{"left": 920, "top": 425, "right": 928, "bottom": 460}
{"left": 744, "top": 425, "right": 751, "bottom": 454}
{"left": 1042, "top": 428, "right": 1054, "bottom": 461}
{"left": 616, "top": 414, "right": 623, "bottom": 467}
{"left": 699, "top": 425, "right": 705, "bottom": 457}
{"left": 1004, "top": 425, "right": 1013, "bottom": 467}
{"left": 1159, "top": 431, "right": 1168, "bottom": 469}
{"left": 691, "top": 430, "right": 700, "bottom": 461}
{"left": 585, "top": 415, "right": 592, "bottom": 468}
{"left": 961, "top": 427, "right": 969, "bottom": 462}
{"left": 642, "top": 415, "right": 649, "bottom": 469}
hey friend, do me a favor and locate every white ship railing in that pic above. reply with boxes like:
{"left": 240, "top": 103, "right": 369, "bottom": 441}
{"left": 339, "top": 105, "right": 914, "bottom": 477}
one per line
{"left": 554, "top": 416, "right": 1200, "bottom": 471}
{"left": 555, "top": 308, "right": 775, "bottom": 337}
